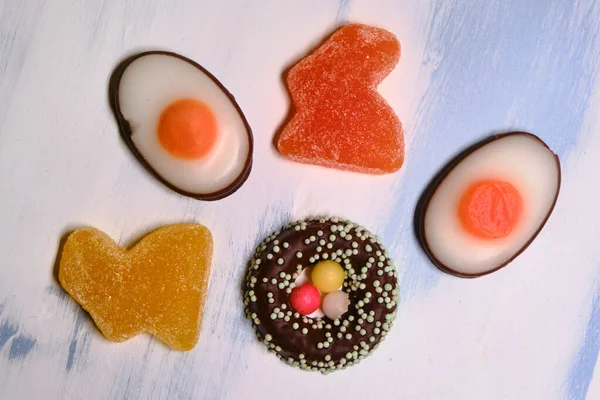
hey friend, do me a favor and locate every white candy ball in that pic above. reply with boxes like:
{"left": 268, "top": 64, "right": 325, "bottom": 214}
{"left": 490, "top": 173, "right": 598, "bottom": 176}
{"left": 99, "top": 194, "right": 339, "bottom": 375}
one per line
{"left": 322, "top": 291, "right": 350, "bottom": 320}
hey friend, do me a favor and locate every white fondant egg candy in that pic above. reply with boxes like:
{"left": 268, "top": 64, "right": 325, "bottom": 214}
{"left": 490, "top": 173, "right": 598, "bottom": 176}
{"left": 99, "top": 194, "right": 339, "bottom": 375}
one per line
{"left": 111, "top": 51, "right": 253, "bottom": 200}
{"left": 420, "top": 132, "right": 560, "bottom": 277}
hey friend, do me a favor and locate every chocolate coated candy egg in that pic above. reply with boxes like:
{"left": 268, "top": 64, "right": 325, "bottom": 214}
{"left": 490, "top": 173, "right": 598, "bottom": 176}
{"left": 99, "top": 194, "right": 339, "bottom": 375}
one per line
{"left": 419, "top": 132, "right": 560, "bottom": 277}
{"left": 111, "top": 51, "right": 253, "bottom": 200}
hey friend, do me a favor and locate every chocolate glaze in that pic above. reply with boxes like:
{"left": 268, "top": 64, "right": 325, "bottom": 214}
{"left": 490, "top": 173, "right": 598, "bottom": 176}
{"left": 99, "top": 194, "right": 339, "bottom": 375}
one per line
{"left": 244, "top": 217, "right": 399, "bottom": 373}
{"left": 416, "top": 132, "right": 561, "bottom": 278}
{"left": 109, "top": 51, "right": 253, "bottom": 201}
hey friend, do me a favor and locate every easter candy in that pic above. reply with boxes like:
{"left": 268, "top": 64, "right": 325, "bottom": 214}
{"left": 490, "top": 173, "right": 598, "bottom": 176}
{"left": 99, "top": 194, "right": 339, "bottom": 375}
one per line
{"left": 277, "top": 24, "right": 404, "bottom": 174}
{"left": 59, "top": 224, "right": 213, "bottom": 351}
{"left": 322, "top": 291, "right": 350, "bottom": 320}
{"left": 311, "top": 260, "right": 345, "bottom": 293}
{"left": 112, "top": 51, "right": 253, "bottom": 200}
{"left": 289, "top": 283, "right": 321, "bottom": 315}
{"left": 244, "top": 216, "right": 401, "bottom": 373}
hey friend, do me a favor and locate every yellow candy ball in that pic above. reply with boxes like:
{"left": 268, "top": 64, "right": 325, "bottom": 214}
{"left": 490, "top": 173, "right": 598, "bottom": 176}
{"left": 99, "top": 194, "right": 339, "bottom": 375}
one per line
{"left": 311, "top": 260, "right": 345, "bottom": 293}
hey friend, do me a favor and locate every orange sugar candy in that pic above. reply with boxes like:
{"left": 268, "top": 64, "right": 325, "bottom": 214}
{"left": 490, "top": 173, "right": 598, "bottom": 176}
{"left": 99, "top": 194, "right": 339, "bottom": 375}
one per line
{"left": 458, "top": 180, "right": 523, "bottom": 239}
{"left": 59, "top": 224, "right": 213, "bottom": 351}
{"left": 277, "top": 23, "right": 404, "bottom": 174}
{"left": 158, "top": 98, "right": 218, "bottom": 160}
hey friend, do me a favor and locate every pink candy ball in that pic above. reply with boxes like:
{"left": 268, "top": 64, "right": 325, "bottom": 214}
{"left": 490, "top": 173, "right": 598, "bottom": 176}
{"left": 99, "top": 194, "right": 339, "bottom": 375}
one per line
{"left": 290, "top": 283, "right": 321, "bottom": 315}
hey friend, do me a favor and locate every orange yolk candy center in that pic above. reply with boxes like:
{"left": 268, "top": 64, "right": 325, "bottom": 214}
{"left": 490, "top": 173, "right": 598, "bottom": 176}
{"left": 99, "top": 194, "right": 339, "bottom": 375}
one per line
{"left": 59, "top": 224, "right": 213, "bottom": 351}
{"left": 458, "top": 180, "right": 523, "bottom": 239}
{"left": 277, "top": 24, "right": 404, "bottom": 174}
{"left": 158, "top": 98, "right": 217, "bottom": 159}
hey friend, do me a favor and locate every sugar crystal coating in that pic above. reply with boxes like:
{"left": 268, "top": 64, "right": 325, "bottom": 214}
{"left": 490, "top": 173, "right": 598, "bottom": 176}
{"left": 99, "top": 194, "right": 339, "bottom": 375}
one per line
{"left": 278, "top": 24, "right": 404, "bottom": 174}
{"left": 59, "top": 224, "right": 213, "bottom": 351}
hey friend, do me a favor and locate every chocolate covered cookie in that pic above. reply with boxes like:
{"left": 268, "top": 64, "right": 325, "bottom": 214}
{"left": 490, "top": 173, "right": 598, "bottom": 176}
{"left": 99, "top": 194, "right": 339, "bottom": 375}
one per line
{"left": 244, "top": 217, "right": 399, "bottom": 373}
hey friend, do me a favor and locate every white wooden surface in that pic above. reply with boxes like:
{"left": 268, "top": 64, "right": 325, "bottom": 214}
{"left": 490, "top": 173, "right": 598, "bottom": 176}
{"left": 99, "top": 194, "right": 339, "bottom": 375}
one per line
{"left": 2, "top": 1, "right": 600, "bottom": 399}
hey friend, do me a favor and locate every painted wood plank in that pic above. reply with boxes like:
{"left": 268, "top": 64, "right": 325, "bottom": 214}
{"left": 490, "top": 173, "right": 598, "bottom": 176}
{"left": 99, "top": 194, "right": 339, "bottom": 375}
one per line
{"left": 1, "top": 0, "right": 600, "bottom": 399}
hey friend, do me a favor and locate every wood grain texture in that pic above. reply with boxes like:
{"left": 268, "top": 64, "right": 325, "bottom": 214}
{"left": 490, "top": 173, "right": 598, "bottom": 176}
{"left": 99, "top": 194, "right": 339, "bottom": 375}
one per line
{"left": 1, "top": 0, "right": 600, "bottom": 399}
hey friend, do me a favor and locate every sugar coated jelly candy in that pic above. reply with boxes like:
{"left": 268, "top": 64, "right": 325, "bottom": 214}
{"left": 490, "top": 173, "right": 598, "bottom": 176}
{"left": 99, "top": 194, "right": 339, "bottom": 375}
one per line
{"left": 277, "top": 23, "right": 404, "bottom": 174}
{"left": 59, "top": 223, "right": 213, "bottom": 351}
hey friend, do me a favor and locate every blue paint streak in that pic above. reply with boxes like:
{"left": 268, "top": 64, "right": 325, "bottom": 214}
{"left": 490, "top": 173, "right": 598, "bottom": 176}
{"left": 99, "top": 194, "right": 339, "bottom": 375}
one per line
{"left": 66, "top": 312, "right": 91, "bottom": 372}
{"left": 66, "top": 333, "right": 78, "bottom": 371}
{"left": 385, "top": 0, "right": 600, "bottom": 299}
{"left": 566, "top": 284, "right": 600, "bottom": 400}
{"left": 335, "top": 0, "right": 351, "bottom": 24}
{"left": 46, "top": 284, "right": 68, "bottom": 300}
{"left": 0, "top": 320, "right": 18, "bottom": 350}
{"left": 8, "top": 335, "right": 36, "bottom": 360}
